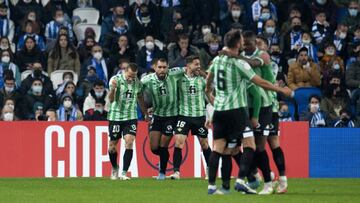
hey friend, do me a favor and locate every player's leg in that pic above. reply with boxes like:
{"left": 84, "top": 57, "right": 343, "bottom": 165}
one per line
{"left": 149, "top": 116, "right": 162, "bottom": 155}
{"left": 268, "top": 113, "right": 287, "bottom": 193}
{"left": 120, "top": 120, "right": 138, "bottom": 180}
{"left": 195, "top": 117, "right": 212, "bottom": 169}
{"left": 108, "top": 121, "right": 121, "bottom": 180}
{"left": 171, "top": 117, "right": 190, "bottom": 179}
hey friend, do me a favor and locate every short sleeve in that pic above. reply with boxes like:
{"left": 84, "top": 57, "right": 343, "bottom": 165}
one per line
{"left": 169, "top": 67, "right": 185, "bottom": 79}
{"left": 108, "top": 76, "right": 117, "bottom": 90}
{"left": 234, "top": 59, "right": 256, "bottom": 81}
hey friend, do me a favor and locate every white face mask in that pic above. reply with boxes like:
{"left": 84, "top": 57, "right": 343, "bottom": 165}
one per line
{"left": 317, "top": 0, "right": 327, "bottom": 5}
{"left": 325, "top": 49, "right": 335, "bottom": 56}
{"left": 56, "top": 16, "right": 65, "bottom": 24}
{"left": 302, "top": 39, "right": 311, "bottom": 44}
{"left": 23, "top": 0, "right": 32, "bottom": 3}
{"left": 63, "top": 100, "right": 72, "bottom": 108}
{"left": 95, "top": 107, "right": 103, "bottom": 114}
{"left": 202, "top": 28, "right": 211, "bottom": 36}
{"left": 0, "top": 45, "right": 8, "bottom": 50}
{"left": 339, "top": 32, "right": 347, "bottom": 39}
{"left": 3, "top": 112, "right": 14, "bottom": 121}
{"left": 260, "top": 13, "right": 271, "bottom": 20}
{"left": 95, "top": 91, "right": 104, "bottom": 98}
{"left": 231, "top": 10, "right": 241, "bottom": 18}
{"left": 265, "top": 27, "right": 275, "bottom": 34}
{"left": 349, "top": 8, "right": 358, "bottom": 17}
{"left": 93, "top": 52, "right": 102, "bottom": 60}
{"left": 5, "top": 86, "right": 14, "bottom": 93}
{"left": 28, "top": 16, "right": 36, "bottom": 21}
{"left": 32, "top": 85, "right": 43, "bottom": 94}
{"left": 1, "top": 56, "right": 10, "bottom": 63}
{"left": 310, "top": 103, "right": 320, "bottom": 111}
{"left": 6, "top": 104, "right": 14, "bottom": 110}
{"left": 145, "top": 41, "right": 154, "bottom": 50}
{"left": 333, "top": 64, "right": 340, "bottom": 70}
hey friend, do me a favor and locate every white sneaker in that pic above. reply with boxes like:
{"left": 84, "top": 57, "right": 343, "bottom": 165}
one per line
{"left": 170, "top": 171, "right": 180, "bottom": 180}
{"left": 259, "top": 182, "right": 274, "bottom": 195}
{"left": 119, "top": 172, "right": 131, "bottom": 180}
{"left": 110, "top": 167, "right": 119, "bottom": 180}
{"left": 276, "top": 176, "right": 288, "bottom": 194}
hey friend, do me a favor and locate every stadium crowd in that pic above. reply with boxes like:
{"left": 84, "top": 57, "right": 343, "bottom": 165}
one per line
{"left": 0, "top": 0, "right": 359, "bottom": 127}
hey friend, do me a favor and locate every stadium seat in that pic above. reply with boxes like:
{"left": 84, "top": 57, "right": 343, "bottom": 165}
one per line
{"left": 21, "top": 70, "right": 32, "bottom": 81}
{"left": 136, "top": 39, "right": 164, "bottom": 51}
{"left": 41, "top": 0, "right": 48, "bottom": 6}
{"left": 73, "top": 24, "right": 101, "bottom": 42}
{"left": 73, "top": 8, "right": 100, "bottom": 24}
{"left": 294, "top": 87, "right": 322, "bottom": 115}
{"left": 285, "top": 101, "right": 296, "bottom": 120}
{"left": 50, "top": 70, "right": 78, "bottom": 90}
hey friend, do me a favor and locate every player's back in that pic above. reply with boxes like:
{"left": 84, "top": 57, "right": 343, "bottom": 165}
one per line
{"left": 209, "top": 55, "right": 255, "bottom": 111}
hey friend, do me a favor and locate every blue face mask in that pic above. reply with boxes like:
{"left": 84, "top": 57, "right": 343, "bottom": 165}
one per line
{"left": 279, "top": 111, "right": 290, "bottom": 118}
{"left": 114, "top": 26, "right": 127, "bottom": 34}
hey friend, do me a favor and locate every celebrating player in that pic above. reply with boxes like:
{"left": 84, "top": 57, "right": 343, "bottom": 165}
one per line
{"left": 108, "top": 63, "right": 148, "bottom": 180}
{"left": 170, "top": 55, "right": 214, "bottom": 180}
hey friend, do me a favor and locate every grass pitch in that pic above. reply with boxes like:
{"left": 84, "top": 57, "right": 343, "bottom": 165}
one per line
{"left": 0, "top": 178, "right": 359, "bottom": 203}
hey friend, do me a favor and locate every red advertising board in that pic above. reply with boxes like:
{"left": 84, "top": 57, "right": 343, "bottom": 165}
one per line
{"left": 0, "top": 121, "right": 308, "bottom": 178}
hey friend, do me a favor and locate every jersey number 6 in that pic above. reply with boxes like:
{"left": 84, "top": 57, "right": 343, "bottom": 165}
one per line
{"left": 217, "top": 70, "right": 226, "bottom": 91}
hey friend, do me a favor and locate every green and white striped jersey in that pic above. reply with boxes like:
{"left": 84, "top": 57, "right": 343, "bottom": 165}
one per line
{"left": 178, "top": 74, "right": 206, "bottom": 117}
{"left": 107, "top": 74, "right": 143, "bottom": 121}
{"left": 208, "top": 55, "right": 256, "bottom": 111}
{"left": 141, "top": 67, "right": 184, "bottom": 117}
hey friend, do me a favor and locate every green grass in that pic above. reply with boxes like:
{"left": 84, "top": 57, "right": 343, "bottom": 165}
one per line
{"left": 0, "top": 178, "right": 359, "bottom": 203}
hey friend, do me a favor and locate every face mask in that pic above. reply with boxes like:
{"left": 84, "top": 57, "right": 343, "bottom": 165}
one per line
{"left": 202, "top": 28, "right": 211, "bottom": 36}
{"left": 349, "top": 8, "right": 358, "bottom": 17}
{"left": 0, "top": 14, "right": 7, "bottom": 19}
{"left": 1, "top": 56, "right": 10, "bottom": 63}
{"left": 114, "top": 26, "right": 127, "bottom": 34}
{"left": 341, "top": 117, "right": 350, "bottom": 123}
{"left": 56, "top": 17, "right": 65, "bottom": 24}
{"left": 310, "top": 104, "right": 320, "bottom": 111}
{"left": 0, "top": 45, "right": 8, "bottom": 50}
{"left": 93, "top": 52, "right": 102, "bottom": 60}
{"left": 231, "top": 10, "right": 241, "bottom": 18}
{"left": 5, "top": 86, "right": 14, "bottom": 93}
{"left": 325, "top": 49, "right": 335, "bottom": 56}
{"left": 260, "top": 0, "right": 269, "bottom": 7}
{"left": 317, "top": 0, "right": 327, "bottom": 5}
{"left": 95, "top": 107, "right": 103, "bottom": 114}
{"left": 333, "top": 64, "right": 340, "bottom": 70}
{"left": 339, "top": 32, "right": 347, "bottom": 39}
{"left": 145, "top": 41, "right": 154, "bottom": 50}
{"left": 209, "top": 43, "right": 219, "bottom": 52}
{"left": 95, "top": 91, "right": 104, "bottom": 98}
{"left": 265, "top": 27, "right": 275, "bottom": 34}
{"left": 293, "top": 25, "right": 301, "bottom": 32}
{"left": 3, "top": 112, "right": 14, "bottom": 121}
{"left": 271, "top": 51, "right": 281, "bottom": 57}
{"left": 32, "top": 85, "right": 43, "bottom": 94}
{"left": 23, "top": 0, "right": 32, "bottom": 3}
{"left": 63, "top": 100, "right": 72, "bottom": 108}
{"left": 6, "top": 104, "right": 14, "bottom": 110}
{"left": 260, "top": 13, "right": 271, "bottom": 20}
{"left": 28, "top": 16, "right": 36, "bottom": 21}
{"left": 302, "top": 39, "right": 311, "bottom": 44}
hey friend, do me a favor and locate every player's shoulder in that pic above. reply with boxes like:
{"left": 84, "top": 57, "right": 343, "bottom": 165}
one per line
{"left": 141, "top": 73, "right": 155, "bottom": 83}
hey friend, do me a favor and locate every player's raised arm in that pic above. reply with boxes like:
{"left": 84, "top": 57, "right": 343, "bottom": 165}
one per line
{"left": 108, "top": 78, "right": 117, "bottom": 103}
{"left": 251, "top": 75, "right": 292, "bottom": 97}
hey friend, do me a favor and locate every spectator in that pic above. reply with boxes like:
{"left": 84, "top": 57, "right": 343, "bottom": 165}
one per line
{"left": 158, "top": 0, "right": 181, "bottom": 40}
{"left": 287, "top": 47, "right": 321, "bottom": 90}
{"left": 281, "top": 16, "right": 304, "bottom": 60}
{"left": 300, "top": 94, "right": 329, "bottom": 127}
{"left": 334, "top": 109, "right": 356, "bottom": 127}
{"left": 20, "top": 78, "right": 55, "bottom": 120}
{"left": 168, "top": 33, "right": 199, "bottom": 68}
{"left": 14, "top": 0, "right": 43, "bottom": 26}
{"left": 81, "top": 44, "right": 108, "bottom": 84}
{"left": 45, "top": 8, "right": 74, "bottom": 43}
{"left": 193, "top": 0, "right": 219, "bottom": 29}
{"left": 251, "top": 0, "right": 277, "bottom": 23}
{"left": 83, "top": 80, "right": 110, "bottom": 114}
{"left": 269, "top": 43, "right": 288, "bottom": 84}
{"left": 102, "top": 15, "right": 130, "bottom": 56}
{"left": 58, "top": 81, "right": 81, "bottom": 109}
{"left": 19, "top": 62, "right": 54, "bottom": 96}
{"left": 33, "top": 101, "right": 46, "bottom": 121}
{"left": 0, "top": 103, "right": 16, "bottom": 121}
{"left": 0, "top": 49, "right": 20, "bottom": 87}
{"left": 321, "top": 74, "right": 351, "bottom": 124}
{"left": 77, "top": 35, "right": 95, "bottom": 64}
{"left": 111, "top": 58, "right": 129, "bottom": 77}
{"left": 198, "top": 33, "right": 221, "bottom": 70}
{"left": 57, "top": 93, "right": 83, "bottom": 121}
{"left": 45, "top": 109, "right": 57, "bottom": 121}
{"left": 43, "top": 0, "right": 75, "bottom": 24}
{"left": 0, "top": 37, "right": 13, "bottom": 54}
{"left": 17, "top": 20, "right": 46, "bottom": 52}
{"left": 19, "top": 10, "right": 43, "bottom": 35}
{"left": 330, "top": 22, "right": 349, "bottom": 60}
{"left": 191, "top": 24, "right": 214, "bottom": 48}
{"left": 77, "top": 65, "right": 98, "bottom": 100}
{"left": 342, "top": 1, "right": 360, "bottom": 33}
{"left": 47, "top": 34, "right": 80, "bottom": 75}
{"left": 310, "top": 0, "right": 338, "bottom": 30}
{"left": 0, "top": 79, "right": 22, "bottom": 118}
{"left": 135, "top": 35, "right": 166, "bottom": 75}
{"left": 300, "top": 32, "right": 319, "bottom": 63}
{"left": 100, "top": 3, "right": 127, "bottom": 43}
{"left": 129, "top": 3, "right": 161, "bottom": 42}
{"left": 320, "top": 42, "right": 345, "bottom": 87}
{"left": 278, "top": 101, "right": 293, "bottom": 122}
{"left": 16, "top": 36, "right": 47, "bottom": 72}
{"left": 280, "top": 6, "right": 309, "bottom": 34}
{"left": 261, "top": 19, "right": 280, "bottom": 47}
{"left": 346, "top": 51, "right": 360, "bottom": 90}
{"left": 108, "top": 34, "right": 136, "bottom": 75}
{"left": 76, "top": 0, "right": 93, "bottom": 8}
{"left": 311, "top": 10, "right": 330, "bottom": 46}
{"left": 55, "top": 71, "right": 75, "bottom": 97}
{"left": 255, "top": 6, "right": 275, "bottom": 35}
{"left": 84, "top": 98, "right": 108, "bottom": 121}
{"left": 0, "top": 4, "right": 14, "bottom": 42}
{"left": 220, "top": 2, "right": 247, "bottom": 36}
{"left": 166, "top": 22, "right": 189, "bottom": 44}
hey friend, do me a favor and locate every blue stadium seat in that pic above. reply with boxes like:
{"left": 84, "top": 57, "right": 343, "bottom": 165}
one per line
{"left": 294, "top": 87, "right": 322, "bottom": 115}
{"left": 285, "top": 101, "right": 296, "bottom": 120}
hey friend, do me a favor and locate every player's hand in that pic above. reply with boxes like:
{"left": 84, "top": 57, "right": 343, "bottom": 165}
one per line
{"left": 205, "top": 120, "right": 212, "bottom": 129}
{"left": 281, "top": 86, "right": 293, "bottom": 97}
{"left": 251, "top": 118, "right": 258, "bottom": 129}
{"left": 110, "top": 79, "right": 117, "bottom": 90}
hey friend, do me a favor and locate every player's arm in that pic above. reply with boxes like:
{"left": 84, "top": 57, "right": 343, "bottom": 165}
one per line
{"left": 108, "top": 79, "right": 117, "bottom": 103}
{"left": 251, "top": 75, "right": 292, "bottom": 97}
{"left": 205, "top": 72, "right": 214, "bottom": 94}
{"left": 220, "top": 47, "right": 269, "bottom": 67}
{"left": 205, "top": 90, "right": 215, "bottom": 106}
{"left": 248, "top": 85, "right": 261, "bottom": 127}
{"left": 137, "top": 93, "right": 149, "bottom": 121}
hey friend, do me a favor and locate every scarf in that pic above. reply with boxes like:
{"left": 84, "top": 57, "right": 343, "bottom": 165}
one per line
{"left": 58, "top": 105, "right": 78, "bottom": 121}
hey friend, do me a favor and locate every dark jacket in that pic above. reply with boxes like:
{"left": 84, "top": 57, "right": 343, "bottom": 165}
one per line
{"left": 19, "top": 74, "right": 55, "bottom": 97}
{"left": 20, "top": 92, "right": 55, "bottom": 120}
{"left": 84, "top": 109, "right": 108, "bottom": 121}
{"left": 16, "top": 48, "right": 47, "bottom": 72}
{"left": 167, "top": 43, "right": 199, "bottom": 68}
{"left": 135, "top": 46, "right": 166, "bottom": 75}
{"left": 345, "top": 60, "right": 360, "bottom": 90}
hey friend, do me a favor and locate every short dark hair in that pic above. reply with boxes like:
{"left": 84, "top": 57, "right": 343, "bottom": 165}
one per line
{"left": 62, "top": 72, "right": 74, "bottom": 80}
{"left": 177, "top": 33, "right": 189, "bottom": 42}
{"left": 157, "top": 58, "right": 167, "bottom": 64}
{"left": 186, "top": 55, "right": 200, "bottom": 65}
{"left": 242, "top": 30, "right": 256, "bottom": 40}
{"left": 224, "top": 30, "right": 242, "bottom": 48}
{"left": 298, "top": 47, "right": 308, "bottom": 55}
{"left": 127, "top": 63, "right": 138, "bottom": 72}
{"left": 93, "top": 80, "right": 105, "bottom": 88}
{"left": 309, "top": 94, "right": 321, "bottom": 103}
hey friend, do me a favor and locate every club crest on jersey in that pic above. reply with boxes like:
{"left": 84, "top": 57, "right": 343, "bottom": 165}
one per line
{"left": 167, "top": 125, "right": 173, "bottom": 131}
